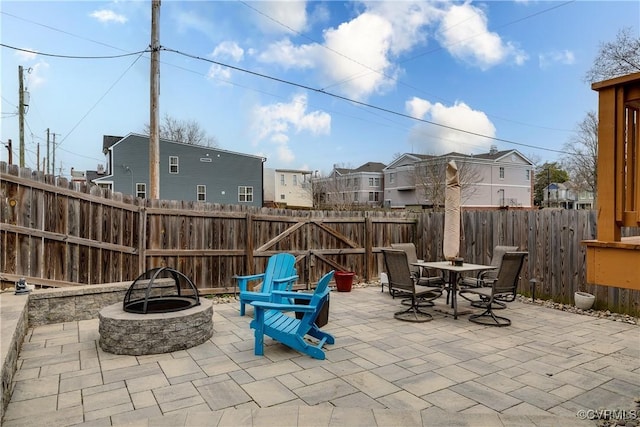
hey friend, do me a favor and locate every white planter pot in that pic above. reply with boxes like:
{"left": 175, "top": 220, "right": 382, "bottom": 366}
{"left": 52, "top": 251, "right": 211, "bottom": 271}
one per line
{"left": 574, "top": 291, "right": 595, "bottom": 310}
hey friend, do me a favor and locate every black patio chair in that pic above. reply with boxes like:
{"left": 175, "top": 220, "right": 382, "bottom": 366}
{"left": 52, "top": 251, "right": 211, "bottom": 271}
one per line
{"left": 390, "top": 243, "right": 444, "bottom": 301}
{"left": 382, "top": 249, "right": 443, "bottom": 322}
{"left": 459, "top": 252, "right": 527, "bottom": 326}
{"left": 459, "top": 245, "right": 518, "bottom": 309}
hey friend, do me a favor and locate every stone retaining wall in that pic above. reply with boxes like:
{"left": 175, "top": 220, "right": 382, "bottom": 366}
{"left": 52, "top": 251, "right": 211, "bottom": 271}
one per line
{"left": 27, "top": 282, "right": 132, "bottom": 326}
{"left": 0, "top": 293, "right": 29, "bottom": 424}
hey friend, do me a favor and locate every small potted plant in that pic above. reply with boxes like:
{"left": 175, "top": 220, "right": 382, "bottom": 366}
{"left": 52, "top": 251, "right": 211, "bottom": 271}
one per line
{"left": 574, "top": 290, "right": 595, "bottom": 310}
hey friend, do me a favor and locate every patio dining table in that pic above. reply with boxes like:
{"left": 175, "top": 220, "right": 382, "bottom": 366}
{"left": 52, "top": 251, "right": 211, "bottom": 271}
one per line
{"left": 412, "top": 261, "right": 496, "bottom": 319}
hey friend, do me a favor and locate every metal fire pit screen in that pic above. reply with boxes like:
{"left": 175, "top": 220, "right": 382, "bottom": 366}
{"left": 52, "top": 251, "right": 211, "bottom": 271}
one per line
{"left": 123, "top": 267, "right": 200, "bottom": 314}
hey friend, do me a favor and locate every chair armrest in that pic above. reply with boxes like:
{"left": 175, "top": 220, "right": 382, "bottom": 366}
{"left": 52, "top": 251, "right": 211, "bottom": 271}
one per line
{"left": 234, "top": 273, "right": 266, "bottom": 292}
{"left": 251, "top": 301, "right": 315, "bottom": 313}
{"left": 271, "top": 290, "right": 305, "bottom": 299}
{"left": 272, "top": 275, "right": 299, "bottom": 290}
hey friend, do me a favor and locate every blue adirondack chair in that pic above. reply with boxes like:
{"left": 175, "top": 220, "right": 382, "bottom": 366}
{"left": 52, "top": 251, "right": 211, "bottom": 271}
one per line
{"left": 234, "top": 253, "right": 298, "bottom": 316}
{"left": 250, "top": 270, "right": 335, "bottom": 360}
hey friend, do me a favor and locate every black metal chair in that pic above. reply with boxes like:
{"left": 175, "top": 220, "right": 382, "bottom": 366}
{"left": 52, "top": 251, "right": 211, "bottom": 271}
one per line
{"left": 382, "top": 249, "right": 443, "bottom": 322}
{"left": 459, "top": 252, "right": 527, "bottom": 326}
{"left": 390, "top": 243, "right": 444, "bottom": 299}
{"left": 459, "top": 245, "right": 518, "bottom": 309}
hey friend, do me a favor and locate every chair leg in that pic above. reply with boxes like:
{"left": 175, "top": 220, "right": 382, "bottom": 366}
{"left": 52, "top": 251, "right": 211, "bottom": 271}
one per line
{"left": 470, "top": 299, "right": 507, "bottom": 309}
{"left": 468, "top": 305, "right": 511, "bottom": 327}
{"left": 394, "top": 298, "right": 433, "bottom": 323}
{"left": 253, "top": 308, "right": 265, "bottom": 355}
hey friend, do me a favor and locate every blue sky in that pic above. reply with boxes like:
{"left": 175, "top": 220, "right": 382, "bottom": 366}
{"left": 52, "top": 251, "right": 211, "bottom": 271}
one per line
{"left": 1, "top": 1, "right": 639, "bottom": 178}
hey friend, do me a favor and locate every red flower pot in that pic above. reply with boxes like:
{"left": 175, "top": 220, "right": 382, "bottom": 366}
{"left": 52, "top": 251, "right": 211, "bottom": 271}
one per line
{"left": 335, "top": 271, "right": 354, "bottom": 292}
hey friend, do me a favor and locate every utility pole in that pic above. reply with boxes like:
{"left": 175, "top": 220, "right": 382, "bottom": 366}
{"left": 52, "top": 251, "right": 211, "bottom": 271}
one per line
{"left": 52, "top": 133, "right": 57, "bottom": 177}
{"left": 46, "top": 128, "right": 50, "bottom": 174}
{"left": 149, "top": 0, "right": 161, "bottom": 199}
{"left": 36, "top": 143, "right": 40, "bottom": 172}
{"left": 18, "top": 66, "right": 25, "bottom": 167}
{"left": 5, "top": 139, "right": 12, "bottom": 165}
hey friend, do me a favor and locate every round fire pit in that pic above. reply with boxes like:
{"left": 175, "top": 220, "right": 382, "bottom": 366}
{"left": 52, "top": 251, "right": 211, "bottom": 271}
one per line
{"left": 99, "top": 299, "right": 213, "bottom": 355}
{"left": 100, "top": 267, "right": 213, "bottom": 355}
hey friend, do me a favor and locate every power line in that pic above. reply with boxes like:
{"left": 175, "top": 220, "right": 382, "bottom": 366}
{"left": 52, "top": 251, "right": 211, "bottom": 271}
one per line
{"left": 0, "top": 11, "right": 131, "bottom": 53}
{"left": 57, "top": 52, "right": 146, "bottom": 148}
{"left": 0, "top": 43, "right": 149, "bottom": 59}
{"left": 162, "top": 47, "right": 568, "bottom": 155}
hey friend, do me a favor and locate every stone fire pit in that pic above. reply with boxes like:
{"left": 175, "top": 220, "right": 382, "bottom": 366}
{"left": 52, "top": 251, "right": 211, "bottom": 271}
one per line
{"left": 98, "top": 299, "right": 213, "bottom": 355}
{"left": 98, "top": 267, "right": 214, "bottom": 355}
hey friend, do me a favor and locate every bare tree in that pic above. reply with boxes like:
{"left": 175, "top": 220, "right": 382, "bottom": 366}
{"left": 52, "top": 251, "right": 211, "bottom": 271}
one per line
{"left": 584, "top": 27, "right": 640, "bottom": 83}
{"left": 562, "top": 111, "right": 598, "bottom": 207}
{"left": 314, "top": 172, "right": 359, "bottom": 211}
{"left": 413, "top": 158, "right": 481, "bottom": 211}
{"left": 144, "top": 113, "right": 218, "bottom": 147}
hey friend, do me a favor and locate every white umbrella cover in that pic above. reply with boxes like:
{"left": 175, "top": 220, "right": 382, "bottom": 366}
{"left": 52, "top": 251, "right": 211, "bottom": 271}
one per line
{"left": 443, "top": 160, "right": 460, "bottom": 261}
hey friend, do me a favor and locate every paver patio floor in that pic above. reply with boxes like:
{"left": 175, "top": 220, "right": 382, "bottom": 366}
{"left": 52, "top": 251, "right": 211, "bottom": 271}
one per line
{"left": 2, "top": 285, "right": 638, "bottom": 426}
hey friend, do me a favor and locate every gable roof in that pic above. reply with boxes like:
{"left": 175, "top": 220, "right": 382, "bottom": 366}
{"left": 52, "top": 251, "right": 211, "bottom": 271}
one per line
{"left": 103, "top": 135, "right": 124, "bottom": 152}
{"left": 354, "top": 162, "right": 386, "bottom": 173}
{"left": 385, "top": 153, "right": 435, "bottom": 170}
{"left": 102, "top": 133, "right": 266, "bottom": 161}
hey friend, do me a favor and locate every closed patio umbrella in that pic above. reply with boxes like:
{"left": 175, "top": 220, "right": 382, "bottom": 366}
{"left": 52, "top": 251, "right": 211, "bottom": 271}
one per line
{"left": 443, "top": 160, "right": 460, "bottom": 261}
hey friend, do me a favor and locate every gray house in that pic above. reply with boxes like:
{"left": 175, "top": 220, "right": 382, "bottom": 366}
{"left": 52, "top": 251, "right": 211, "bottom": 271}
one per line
{"left": 92, "top": 133, "right": 265, "bottom": 205}
{"left": 384, "top": 147, "right": 534, "bottom": 209}
{"left": 314, "top": 162, "right": 386, "bottom": 209}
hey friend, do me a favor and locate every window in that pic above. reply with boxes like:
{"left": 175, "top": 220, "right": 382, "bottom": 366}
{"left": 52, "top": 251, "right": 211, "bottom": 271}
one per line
{"left": 197, "top": 185, "right": 206, "bottom": 201}
{"left": 136, "top": 183, "right": 146, "bottom": 198}
{"left": 354, "top": 192, "right": 359, "bottom": 202}
{"left": 238, "top": 186, "right": 253, "bottom": 202}
{"left": 169, "top": 156, "right": 179, "bottom": 174}
{"left": 526, "top": 169, "right": 530, "bottom": 180}
{"left": 368, "top": 192, "right": 380, "bottom": 202}
{"left": 280, "top": 194, "right": 286, "bottom": 200}
{"left": 499, "top": 167, "right": 505, "bottom": 179}
{"left": 389, "top": 173, "right": 395, "bottom": 184}
{"left": 368, "top": 177, "right": 380, "bottom": 187}
{"left": 280, "top": 174, "right": 285, "bottom": 185}
{"left": 292, "top": 175, "right": 298, "bottom": 186}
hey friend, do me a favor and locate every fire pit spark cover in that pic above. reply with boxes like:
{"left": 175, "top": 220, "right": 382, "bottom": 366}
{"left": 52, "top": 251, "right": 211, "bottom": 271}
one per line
{"left": 123, "top": 267, "right": 200, "bottom": 314}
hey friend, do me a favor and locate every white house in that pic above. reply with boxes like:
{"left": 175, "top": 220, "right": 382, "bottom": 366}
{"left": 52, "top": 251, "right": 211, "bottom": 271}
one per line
{"left": 383, "top": 147, "right": 534, "bottom": 209}
{"left": 263, "top": 168, "right": 313, "bottom": 209}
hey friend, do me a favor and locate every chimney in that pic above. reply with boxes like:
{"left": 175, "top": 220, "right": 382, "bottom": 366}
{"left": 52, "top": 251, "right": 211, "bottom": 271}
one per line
{"left": 489, "top": 145, "right": 498, "bottom": 155}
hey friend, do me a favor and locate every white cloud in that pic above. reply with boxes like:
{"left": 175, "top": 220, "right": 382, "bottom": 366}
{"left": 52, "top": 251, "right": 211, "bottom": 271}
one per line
{"left": 539, "top": 49, "right": 575, "bottom": 69}
{"left": 252, "top": 1, "right": 308, "bottom": 34}
{"left": 26, "top": 61, "right": 50, "bottom": 89}
{"left": 406, "top": 97, "right": 496, "bottom": 154}
{"left": 15, "top": 49, "right": 38, "bottom": 62}
{"left": 321, "top": 12, "right": 397, "bottom": 100}
{"left": 252, "top": 93, "right": 331, "bottom": 164}
{"left": 406, "top": 97, "right": 431, "bottom": 119}
{"left": 89, "top": 9, "right": 127, "bottom": 24}
{"left": 212, "top": 41, "right": 244, "bottom": 62}
{"left": 257, "top": 2, "right": 439, "bottom": 100}
{"left": 436, "top": 3, "right": 527, "bottom": 69}
{"left": 206, "top": 64, "right": 231, "bottom": 82}
{"left": 364, "top": 1, "right": 440, "bottom": 55}
{"left": 258, "top": 39, "right": 317, "bottom": 69}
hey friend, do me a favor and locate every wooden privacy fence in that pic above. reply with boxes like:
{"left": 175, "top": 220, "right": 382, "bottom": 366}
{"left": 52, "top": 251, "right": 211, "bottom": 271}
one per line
{"left": 1, "top": 163, "right": 638, "bottom": 315}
